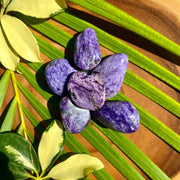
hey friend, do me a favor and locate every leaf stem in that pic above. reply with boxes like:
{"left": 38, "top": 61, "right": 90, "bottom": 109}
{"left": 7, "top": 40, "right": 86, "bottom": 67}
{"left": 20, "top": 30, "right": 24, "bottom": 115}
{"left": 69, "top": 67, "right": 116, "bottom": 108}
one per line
{"left": 27, "top": 173, "right": 39, "bottom": 180}
{"left": 10, "top": 71, "right": 28, "bottom": 140}
{"left": 0, "top": 7, "right": 4, "bottom": 19}
{"left": 41, "top": 175, "right": 49, "bottom": 180}
{"left": 40, "top": 171, "right": 46, "bottom": 178}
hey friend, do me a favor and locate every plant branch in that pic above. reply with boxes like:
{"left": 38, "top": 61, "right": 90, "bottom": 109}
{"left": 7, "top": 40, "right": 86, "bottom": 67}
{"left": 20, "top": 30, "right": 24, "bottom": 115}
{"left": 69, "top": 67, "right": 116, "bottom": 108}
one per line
{"left": 10, "top": 71, "right": 28, "bottom": 140}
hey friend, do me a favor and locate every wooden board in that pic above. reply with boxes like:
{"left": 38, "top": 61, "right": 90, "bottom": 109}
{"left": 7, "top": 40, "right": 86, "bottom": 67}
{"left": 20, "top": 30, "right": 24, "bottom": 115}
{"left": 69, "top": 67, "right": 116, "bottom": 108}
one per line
{"left": 0, "top": 0, "right": 179, "bottom": 179}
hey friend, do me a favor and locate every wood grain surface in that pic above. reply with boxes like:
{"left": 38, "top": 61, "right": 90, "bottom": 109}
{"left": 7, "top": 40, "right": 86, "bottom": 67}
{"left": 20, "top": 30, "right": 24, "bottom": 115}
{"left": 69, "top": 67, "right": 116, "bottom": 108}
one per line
{"left": 0, "top": 0, "right": 180, "bottom": 179}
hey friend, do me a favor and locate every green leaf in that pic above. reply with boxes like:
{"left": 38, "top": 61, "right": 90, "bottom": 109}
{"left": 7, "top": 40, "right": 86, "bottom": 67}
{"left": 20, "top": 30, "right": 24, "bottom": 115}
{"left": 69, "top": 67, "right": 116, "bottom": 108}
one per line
{"left": 0, "top": 132, "right": 40, "bottom": 175}
{"left": 16, "top": 81, "right": 52, "bottom": 119}
{"left": 69, "top": 0, "right": 180, "bottom": 57}
{"left": 6, "top": 0, "right": 67, "bottom": 18}
{"left": 124, "top": 70, "right": 180, "bottom": 118}
{"left": 16, "top": 123, "right": 23, "bottom": 136}
{"left": 82, "top": 126, "right": 145, "bottom": 179}
{"left": 0, "top": 70, "right": 10, "bottom": 108}
{"left": 1, "top": 15, "right": 41, "bottom": 63}
{"left": 34, "top": 34, "right": 64, "bottom": 60}
{"left": 25, "top": 129, "right": 39, "bottom": 149}
{"left": 38, "top": 120, "right": 65, "bottom": 172}
{"left": 21, "top": 104, "right": 45, "bottom": 136}
{"left": 0, "top": 97, "right": 17, "bottom": 132}
{"left": 47, "top": 154, "right": 104, "bottom": 180}
{"left": 0, "top": 158, "right": 30, "bottom": 180}
{"left": 18, "top": 63, "right": 54, "bottom": 104}
{"left": 0, "top": 26, "right": 20, "bottom": 71}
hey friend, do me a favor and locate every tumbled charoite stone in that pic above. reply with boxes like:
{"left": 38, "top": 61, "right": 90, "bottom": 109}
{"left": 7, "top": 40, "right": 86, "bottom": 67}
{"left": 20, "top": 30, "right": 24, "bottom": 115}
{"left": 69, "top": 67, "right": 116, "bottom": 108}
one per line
{"left": 68, "top": 71, "right": 105, "bottom": 110}
{"left": 92, "top": 101, "right": 140, "bottom": 133}
{"left": 60, "top": 96, "right": 90, "bottom": 134}
{"left": 94, "top": 53, "right": 128, "bottom": 99}
{"left": 45, "top": 59, "right": 77, "bottom": 96}
{"left": 74, "top": 28, "right": 102, "bottom": 70}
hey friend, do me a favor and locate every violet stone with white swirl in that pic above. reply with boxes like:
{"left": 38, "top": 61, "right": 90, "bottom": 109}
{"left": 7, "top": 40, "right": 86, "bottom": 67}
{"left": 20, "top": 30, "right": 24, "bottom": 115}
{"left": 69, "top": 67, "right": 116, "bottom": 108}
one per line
{"left": 74, "top": 28, "right": 101, "bottom": 70}
{"left": 45, "top": 59, "right": 77, "bottom": 96}
{"left": 68, "top": 71, "right": 105, "bottom": 111}
{"left": 94, "top": 53, "right": 128, "bottom": 99}
{"left": 60, "top": 96, "right": 90, "bottom": 134}
{"left": 92, "top": 101, "right": 140, "bottom": 133}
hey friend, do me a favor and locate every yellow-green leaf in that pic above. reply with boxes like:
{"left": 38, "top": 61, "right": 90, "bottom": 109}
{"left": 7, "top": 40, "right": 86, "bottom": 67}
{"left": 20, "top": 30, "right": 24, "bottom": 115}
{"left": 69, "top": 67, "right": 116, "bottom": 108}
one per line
{"left": 0, "top": 26, "right": 19, "bottom": 71}
{"left": 38, "top": 120, "right": 65, "bottom": 171}
{"left": 2, "top": 0, "right": 10, "bottom": 8}
{"left": 1, "top": 15, "right": 41, "bottom": 63}
{"left": 47, "top": 154, "right": 104, "bottom": 180}
{"left": 6, "top": 0, "right": 67, "bottom": 18}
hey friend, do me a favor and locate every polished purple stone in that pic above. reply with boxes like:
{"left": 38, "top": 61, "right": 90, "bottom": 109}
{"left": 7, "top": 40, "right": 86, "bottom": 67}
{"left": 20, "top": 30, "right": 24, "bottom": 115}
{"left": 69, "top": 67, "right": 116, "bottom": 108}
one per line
{"left": 45, "top": 59, "right": 77, "bottom": 96}
{"left": 60, "top": 96, "right": 90, "bottom": 134}
{"left": 92, "top": 101, "right": 140, "bottom": 133}
{"left": 74, "top": 28, "right": 101, "bottom": 70}
{"left": 68, "top": 71, "right": 105, "bottom": 110}
{"left": 93, "top": 53, "right": 128, "bottom": 99}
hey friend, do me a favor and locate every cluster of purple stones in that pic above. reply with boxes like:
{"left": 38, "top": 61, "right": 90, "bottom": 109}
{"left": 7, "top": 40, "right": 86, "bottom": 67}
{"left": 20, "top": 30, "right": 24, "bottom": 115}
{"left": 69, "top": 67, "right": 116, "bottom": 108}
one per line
{"left": 45, "top": 28, "right": 140, "bottom": 134}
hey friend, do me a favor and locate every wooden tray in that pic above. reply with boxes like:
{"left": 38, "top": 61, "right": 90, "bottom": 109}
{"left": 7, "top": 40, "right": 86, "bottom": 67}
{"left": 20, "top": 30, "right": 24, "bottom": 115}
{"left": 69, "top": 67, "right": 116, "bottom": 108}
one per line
{"left": 0, "top": 0, "right": 179, "bottom": 179}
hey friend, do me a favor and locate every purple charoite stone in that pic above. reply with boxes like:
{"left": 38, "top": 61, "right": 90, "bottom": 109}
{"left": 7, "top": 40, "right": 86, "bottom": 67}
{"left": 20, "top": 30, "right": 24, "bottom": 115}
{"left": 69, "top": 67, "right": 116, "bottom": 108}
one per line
{"left": 74, "top": 28, "right": 102, "bottom": 70}
{"left": 68, "top": 71, "right": 105, "bottom": 111}
{"left": 60, "top": 96, "right": 90, "bottom": 134}
{"left": 94, "top": 53, "right": 128, "bottom": 99}
{"left": 92, "top": 101, "right": 140, "bottom": 133}
{"left": 45, "top": 59, "right": 77, "bottom": 96}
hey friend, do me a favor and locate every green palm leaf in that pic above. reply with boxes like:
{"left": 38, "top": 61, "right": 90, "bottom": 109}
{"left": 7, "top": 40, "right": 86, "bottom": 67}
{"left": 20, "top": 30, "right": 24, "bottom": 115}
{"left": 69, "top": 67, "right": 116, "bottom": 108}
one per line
{"left": 69, "top": 0, "right": 180, "bottom": 57}
{"left": 0, "top": 1, "right": 180, "bottom": 179}
{"left": 0, "top": 97, "right": 17, "bottom": 132}
{"left": 0, "top": 70, "right": 10, "bottom": 108}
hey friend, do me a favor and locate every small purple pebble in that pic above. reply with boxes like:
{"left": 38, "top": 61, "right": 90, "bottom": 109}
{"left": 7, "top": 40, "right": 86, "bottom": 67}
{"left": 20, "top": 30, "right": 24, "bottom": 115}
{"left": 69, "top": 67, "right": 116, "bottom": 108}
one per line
{"left": 60, "top": 96, "right": 90, "bottom": 134}
{"left": 74, "top": 28, "right": 102, "bottom": 70}
{"left": 92, "top": 101, "right": 140, "bottom": 133}
{"left": 68, "top": 71, "right": 105, "bottom": 111}
{"left": 45, "top": 59, "right": 77, "bottom": 96}
{"left": 94, "top": 53, "right": 128, "bottom": 99}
